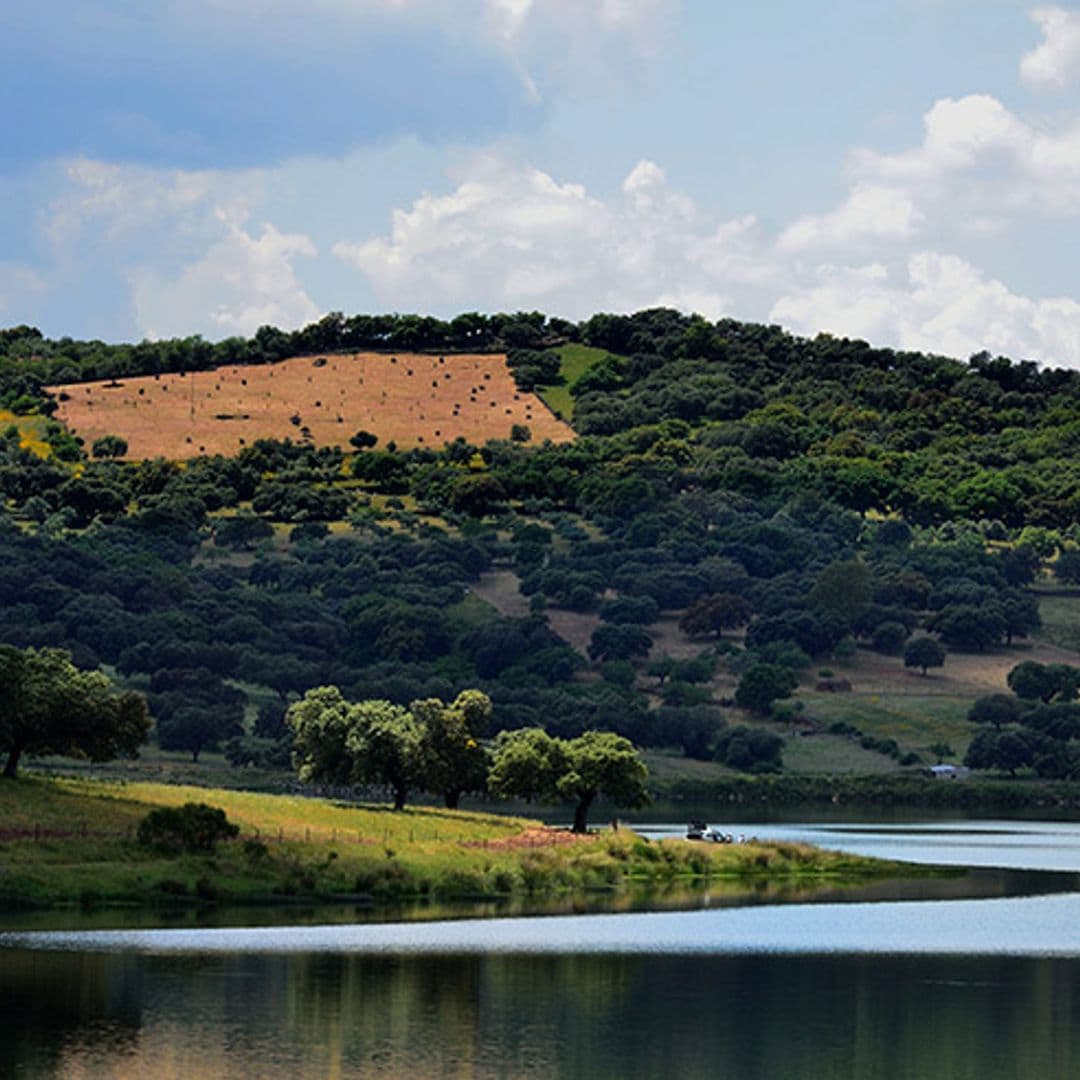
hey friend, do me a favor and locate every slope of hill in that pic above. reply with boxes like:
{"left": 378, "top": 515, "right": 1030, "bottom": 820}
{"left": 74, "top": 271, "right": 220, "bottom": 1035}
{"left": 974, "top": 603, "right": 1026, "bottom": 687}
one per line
{"left": 48, "top": 352, "right": 573, "bottom": 460}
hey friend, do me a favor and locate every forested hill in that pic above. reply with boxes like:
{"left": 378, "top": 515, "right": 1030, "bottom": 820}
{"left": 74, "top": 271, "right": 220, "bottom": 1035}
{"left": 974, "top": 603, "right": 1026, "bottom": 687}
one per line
{"left": 4, "top": 307, "right": 1080, "bottom": 788}
{"left": 4, "top": 307, "right": 1080, "bottom": 526}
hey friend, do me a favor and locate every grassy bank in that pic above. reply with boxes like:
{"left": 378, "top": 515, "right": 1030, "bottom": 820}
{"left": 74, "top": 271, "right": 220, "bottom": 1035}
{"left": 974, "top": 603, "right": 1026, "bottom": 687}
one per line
{"left": 0, "top": 777, "right": 904, "bottom": 912}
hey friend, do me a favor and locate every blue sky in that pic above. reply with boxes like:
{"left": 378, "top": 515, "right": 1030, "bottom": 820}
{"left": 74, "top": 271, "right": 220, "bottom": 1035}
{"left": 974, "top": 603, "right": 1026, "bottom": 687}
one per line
{"left": 4, "top": 1, "right": 1080, "bottom": 366}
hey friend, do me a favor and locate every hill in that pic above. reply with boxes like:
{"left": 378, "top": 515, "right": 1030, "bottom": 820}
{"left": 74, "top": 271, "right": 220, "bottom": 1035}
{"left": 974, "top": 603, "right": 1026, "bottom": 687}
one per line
{"left": 3, "top": 307, "right": 1080, "bottom": 797}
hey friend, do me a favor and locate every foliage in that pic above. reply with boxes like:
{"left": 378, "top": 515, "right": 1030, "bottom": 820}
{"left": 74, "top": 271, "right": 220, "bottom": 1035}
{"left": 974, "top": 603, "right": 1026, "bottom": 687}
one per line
{"left": 488, "top": 728, "right": 648, "bottom": 832}
{"left": 903, "top": 637, "right": 946, "bottom": 676}
{"left": 714, "top": 725, "right": 784, "bottom": 772}
{"left": 734, "top": 664, "right": 798, "bottom": 716}
{"left": 136, "top": 802, "right": 239, "bottom": 854}
{"left": 0, "top": 645, "right": 149, "bottom": 777}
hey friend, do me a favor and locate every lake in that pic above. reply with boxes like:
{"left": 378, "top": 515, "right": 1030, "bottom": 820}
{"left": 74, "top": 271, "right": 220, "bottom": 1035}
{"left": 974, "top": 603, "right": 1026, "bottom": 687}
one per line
{"left": 3, "top": 820, "right": 1080, "bottom": 1078}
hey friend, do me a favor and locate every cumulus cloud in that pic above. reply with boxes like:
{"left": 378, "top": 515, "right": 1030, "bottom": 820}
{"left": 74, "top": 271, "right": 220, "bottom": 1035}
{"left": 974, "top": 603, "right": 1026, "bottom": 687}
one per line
{"left": 131, "top": 215, "right": 320, "bottom": 340}
{"left": 333, "top": 155, "right": 742, "bottom": 318}
{"left": 778, "top": 184, "right": 923, "bottom": 252}
{"left": 770, "top": 252, "right": 1080, "bottom": 366}
{"left": 334, "top": 148, "right": 1080, "bottom": 367}
{"left": 1021, "top": 6, "right": 1080, "bottom": 87}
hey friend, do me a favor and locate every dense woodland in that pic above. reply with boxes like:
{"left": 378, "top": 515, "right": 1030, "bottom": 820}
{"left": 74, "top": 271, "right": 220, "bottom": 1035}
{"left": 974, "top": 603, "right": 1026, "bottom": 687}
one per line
{"left": 3, "top": 308, "right": 1080, "bottom": 791}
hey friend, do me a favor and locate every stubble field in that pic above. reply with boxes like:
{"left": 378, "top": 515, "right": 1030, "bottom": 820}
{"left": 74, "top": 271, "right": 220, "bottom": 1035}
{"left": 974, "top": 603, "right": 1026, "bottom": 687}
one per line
{"left": 47, "top": 352, "right": 574, "bottom": 460}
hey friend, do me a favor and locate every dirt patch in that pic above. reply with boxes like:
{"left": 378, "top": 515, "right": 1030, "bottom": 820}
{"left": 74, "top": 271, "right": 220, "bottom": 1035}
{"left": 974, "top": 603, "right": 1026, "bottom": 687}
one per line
{"left": 470, "top": 568, "right": 600, "bottom": 658}
{"left": 47, "top": 352, "right": 574, "bottom": 461}
{"left": 463, "top": 826, "right": 597, "bottom": 850}
{"left": 818, "top": 639, "right": 1080, "bottom": 698}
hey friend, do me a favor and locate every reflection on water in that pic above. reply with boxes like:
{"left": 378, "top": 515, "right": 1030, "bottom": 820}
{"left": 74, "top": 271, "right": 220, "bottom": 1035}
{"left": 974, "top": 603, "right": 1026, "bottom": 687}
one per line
{"left": 5, "top": 819, "right": 1080, "bottom": 1077}
{"left": 3, "top": 949, "right": 1080, "bottom": 1078}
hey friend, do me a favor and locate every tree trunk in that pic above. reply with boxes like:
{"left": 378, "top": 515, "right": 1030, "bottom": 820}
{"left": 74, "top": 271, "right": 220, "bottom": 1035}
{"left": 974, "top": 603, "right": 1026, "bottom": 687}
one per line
{"left": 444, "top": 789, "right": 461, "bottom": 810}
{"left": 393, "top": 784, "right": 408, "bottom": 811}
{"left": 3, "top": 745, "right": 22, "bottom": 778}
{"left": 572, "top": 793, "right": 594, "bottom": 834}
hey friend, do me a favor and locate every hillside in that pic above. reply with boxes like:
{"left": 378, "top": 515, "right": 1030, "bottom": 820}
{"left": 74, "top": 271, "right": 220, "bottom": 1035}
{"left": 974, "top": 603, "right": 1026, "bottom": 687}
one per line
{"left": 3, "top": 307, "right": 1080, "bottom": 798}
{"left": 48, "top": 351, "right": 573, "bottom": 460}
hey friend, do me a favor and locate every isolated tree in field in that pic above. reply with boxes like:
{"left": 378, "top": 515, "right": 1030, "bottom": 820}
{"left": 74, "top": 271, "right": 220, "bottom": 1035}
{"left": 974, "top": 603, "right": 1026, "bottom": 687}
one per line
{"left": 903, "top": 636, "right": 946, "bottom": 676}
{"left": 734, "top": 664, "right": 798, "bottom": 716}
{"left": 679, "top": 593, "right": 753, "bottom": 639}
{"left": 349, "top": 430, "right": 378, "bottom": 451}
{"left": 0, "top": 645, "right": 149, "bottom": 778}
{"left": 558, "top": 730, "right": 649, "bottom": 834}
{"left": 487, "top": 728, "right": 648, "bottom": 833}
{"left": 91, "top": 434, "right": 128, "bottom": 459}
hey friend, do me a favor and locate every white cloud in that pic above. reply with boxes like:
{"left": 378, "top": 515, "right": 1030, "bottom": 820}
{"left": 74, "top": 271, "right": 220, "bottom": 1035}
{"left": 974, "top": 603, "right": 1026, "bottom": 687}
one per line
{"left": 770, "top": 252, "right": 1080, "bottom": 365}
{"left": 778, "top": 184, "right": 923, "bottom": 252}
{"left": 333, "top": 155, "right": 749, "bottom": 318}
{"left": 131, "top": 215, "right": 320, "bottom": 339}
{"left": 1021, "top": 6, "right": 1080, "bottom": 88}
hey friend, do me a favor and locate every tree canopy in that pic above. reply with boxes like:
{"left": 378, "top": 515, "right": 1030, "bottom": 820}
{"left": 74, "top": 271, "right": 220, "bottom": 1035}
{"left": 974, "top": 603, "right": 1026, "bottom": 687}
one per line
{"left": 0, "top": 645, "right": 149, "bottom": 777}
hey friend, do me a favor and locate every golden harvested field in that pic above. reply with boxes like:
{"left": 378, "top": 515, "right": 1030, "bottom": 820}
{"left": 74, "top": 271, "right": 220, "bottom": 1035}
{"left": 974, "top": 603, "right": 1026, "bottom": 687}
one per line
{"left": 46, "top": 352, "right": 574, "bottom": 460}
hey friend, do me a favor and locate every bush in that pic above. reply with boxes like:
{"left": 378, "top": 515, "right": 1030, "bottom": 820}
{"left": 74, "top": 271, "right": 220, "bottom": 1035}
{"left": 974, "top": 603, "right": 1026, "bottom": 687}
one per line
{"left": 136, "top": 802, "right": 240, "bottom": 854}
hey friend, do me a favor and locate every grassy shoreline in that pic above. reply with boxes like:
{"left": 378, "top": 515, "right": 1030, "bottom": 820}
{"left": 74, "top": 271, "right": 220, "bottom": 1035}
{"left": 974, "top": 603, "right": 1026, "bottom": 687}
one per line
{"left": 0, "top": 777, "right": 914, "bottom": 914}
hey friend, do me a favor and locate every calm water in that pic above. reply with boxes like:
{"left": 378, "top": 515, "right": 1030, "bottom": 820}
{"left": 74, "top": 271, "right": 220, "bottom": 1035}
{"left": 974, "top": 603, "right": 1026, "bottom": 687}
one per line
{"left": 4, "top": 820, "right": 1080, "bottom": 1078}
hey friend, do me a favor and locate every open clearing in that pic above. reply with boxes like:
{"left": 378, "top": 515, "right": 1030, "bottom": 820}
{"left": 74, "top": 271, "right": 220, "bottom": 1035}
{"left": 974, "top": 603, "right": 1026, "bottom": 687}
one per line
{"left": 47, "top": 352, "right": 574, "bottom": 461}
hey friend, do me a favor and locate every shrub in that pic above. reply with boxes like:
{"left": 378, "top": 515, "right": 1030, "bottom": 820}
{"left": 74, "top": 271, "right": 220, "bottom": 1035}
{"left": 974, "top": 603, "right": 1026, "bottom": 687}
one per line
{"left": 137, "top": 802, "right": 240, "bottom": 854}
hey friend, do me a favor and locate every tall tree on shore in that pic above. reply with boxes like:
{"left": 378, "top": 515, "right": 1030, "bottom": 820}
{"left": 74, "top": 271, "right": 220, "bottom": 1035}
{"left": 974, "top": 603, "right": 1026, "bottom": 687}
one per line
{"left": 0, "top": 646, "right": 149, "bottom": 778}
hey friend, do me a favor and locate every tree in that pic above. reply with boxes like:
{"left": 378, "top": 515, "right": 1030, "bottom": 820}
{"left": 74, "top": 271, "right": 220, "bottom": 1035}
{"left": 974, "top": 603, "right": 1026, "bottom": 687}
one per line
{"left": 1006, "top": 661, "right": 1078, "bottom": 703}
{"left": 903, "top": 636, "right": 946, "bottom": 676}
{"left": 487, "top": 728, "right": 566, "bottom": 804}
{"left": 734, "top": 664, "right": 798, "bottom": 716}
{"left": 347, "top": 701, "right": 424, "bottom": 811}
{"left": 678, "top": 593, "right": 752, "bottom": 638}
{"left": 349, "top": 430, "right": 378, "bottom": 451}
{"left": 487, "top": 728, "right": 649, "bottom": 833}
{"left": 414, "top": 690, "right": 492, "bottom": 809}
{"left": 91, "top": 434, "right": 128, "bottom": 459}
{"left": 558, "top": 731, "right": 649, "bottom": 834}
{"left": 287, "top": 685, "right": 356, "bottom": 785}
{"left": 871, "top": 620, "right": 910, "bottom": 655}
{"left": 1000, "top": 592, "right": 1041, "bottom": 645}
{"left": 929, "top": 604, "right": 1004, "bottom": 651}
{"left": 1054, "top": 550, "right": 1080, "bottom": 585}
{"left": 588, "top": 624, "right": 653, "bottom": 663}
{"left": 714, "top": 725, "right": 784, "bottom": 772}
{"left": 968, "top": 693, "right": 1025, "bottom": 729}
{"left": 0, "top": 646, "right": 150, "bottom": 778}
{"left": 963, "top": 727, "right": 1036, "bottom": 777}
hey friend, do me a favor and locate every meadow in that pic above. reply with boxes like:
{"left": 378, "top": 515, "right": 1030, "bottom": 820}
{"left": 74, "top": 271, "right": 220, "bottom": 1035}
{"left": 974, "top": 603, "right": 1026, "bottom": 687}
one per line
{"left": 0, "top": 777, "right": 900, "bottom": 911}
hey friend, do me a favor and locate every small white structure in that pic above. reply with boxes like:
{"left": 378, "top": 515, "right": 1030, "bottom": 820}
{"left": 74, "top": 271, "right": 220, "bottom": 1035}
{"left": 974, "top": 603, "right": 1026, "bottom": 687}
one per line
{"left": 927, "top": 764, "right": 970, "bottom": 781}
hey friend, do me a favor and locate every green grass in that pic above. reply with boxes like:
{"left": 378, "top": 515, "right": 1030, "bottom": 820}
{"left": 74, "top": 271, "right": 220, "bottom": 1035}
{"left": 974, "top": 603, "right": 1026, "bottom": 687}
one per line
{"left": 0, "top": 777, "right": 902, "bottom": 911}
{"left": 798, "top": 693, "right": 975, "bottom": 759}
{"left": 537, "top": 344, "right": 612, "bottom": 421}
{"left": 1033, "top": 593, "right": 1080, "bottom": 653}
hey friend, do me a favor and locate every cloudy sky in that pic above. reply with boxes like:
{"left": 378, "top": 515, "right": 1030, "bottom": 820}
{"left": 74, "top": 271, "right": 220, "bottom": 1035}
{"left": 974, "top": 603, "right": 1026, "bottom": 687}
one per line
{"left": 5, "top": 1, "right": 1080, "bottom": 365}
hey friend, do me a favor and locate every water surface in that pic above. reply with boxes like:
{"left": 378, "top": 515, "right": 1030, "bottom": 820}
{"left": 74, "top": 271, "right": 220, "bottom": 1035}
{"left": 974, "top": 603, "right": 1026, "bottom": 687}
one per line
{"left": 5, "top": 819, "right": 1080, "bottom": 1078}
